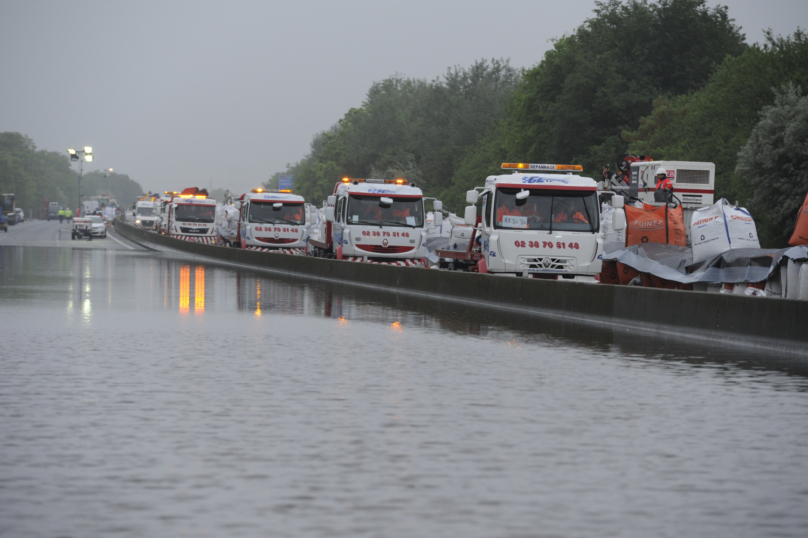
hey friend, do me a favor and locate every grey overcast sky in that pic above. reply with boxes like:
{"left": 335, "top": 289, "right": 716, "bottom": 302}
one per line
{"left": 1, "top": 0, "right": 805, "bottom": 195}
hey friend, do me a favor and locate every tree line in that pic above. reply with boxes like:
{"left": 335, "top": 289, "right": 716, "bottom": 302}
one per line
{"left": 270, "top": 0, "right": 807, "bottom": 247}
{"left": 0, "top": 132, "right": 144, "bottom": 217}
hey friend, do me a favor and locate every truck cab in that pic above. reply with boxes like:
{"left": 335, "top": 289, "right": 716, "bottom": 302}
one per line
{"left": 462, "top": 163, "right": 625, "bottom": 277}
{"left": 234, "top": 189, "right": 311, "bottom": 253}
{"left": 1, "top": 193, "right": 17, "bottom": 225}
{"left": 310, "top": 178, "right": 437, "bottom": 266}
{"left": 160, "top": 188, "right": 219, "bottom": 243}
{"left": 134, "top": 200, "right": 159, "bottom": 230}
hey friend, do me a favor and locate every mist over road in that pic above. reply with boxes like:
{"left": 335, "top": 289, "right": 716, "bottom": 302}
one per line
{"left": 0, "top": 218, "right": 143, "bottom": 251}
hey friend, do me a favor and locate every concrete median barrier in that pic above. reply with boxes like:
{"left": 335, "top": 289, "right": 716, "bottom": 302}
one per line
{"left": 116, "top": 221, "right": 808, "bottom": 357}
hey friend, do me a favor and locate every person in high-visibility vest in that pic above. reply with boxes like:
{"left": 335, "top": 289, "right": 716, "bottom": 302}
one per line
{"left": 64, "top": 208, "right": 72, "bottom": 221}
{"left": 57, "top": 208, "right": 65, "bottom": 223}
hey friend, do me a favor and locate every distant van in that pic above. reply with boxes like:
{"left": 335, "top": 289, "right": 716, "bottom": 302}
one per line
{"left": 47, "top": 203, "right": 60, "bottom": 221}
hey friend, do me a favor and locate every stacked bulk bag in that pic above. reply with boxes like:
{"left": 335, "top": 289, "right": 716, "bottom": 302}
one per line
{"left": 625, "top": 203, "right": 686, "bottom": 247}
{"left": 600, "top": 203, "right": 625, "bottom": 251}
{"left": 783, "top": 258, "right": 808, "bottom": 300}
{"left": 690, "top": 199, "right": 760, "bottom": 263}
{"left": 789, "top": 190, "right": 808, "bottom": 246}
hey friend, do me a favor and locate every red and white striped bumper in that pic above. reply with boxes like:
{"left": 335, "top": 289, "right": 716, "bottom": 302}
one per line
{"left": 245, "top": 246, "right": 307, "bottom": 256}
{"left": 344, "top": 257, "right": 424, "bottom": 267}
{"left": 169, "top": 234, "right": 218, "bottom": 244}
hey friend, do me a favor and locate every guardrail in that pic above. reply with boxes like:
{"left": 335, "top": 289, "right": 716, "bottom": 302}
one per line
{"left": 115, "top": 221, "right": 808, "bottom": 358}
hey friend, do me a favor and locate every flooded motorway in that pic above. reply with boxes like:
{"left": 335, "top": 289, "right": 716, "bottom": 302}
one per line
{"left": 2, "top": 227, "right": 808, "bottom": 537}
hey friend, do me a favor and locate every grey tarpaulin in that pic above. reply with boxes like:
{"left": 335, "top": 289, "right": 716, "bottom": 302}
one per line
{"left": 603, "top": 243, "right": 808, "bottom": 284}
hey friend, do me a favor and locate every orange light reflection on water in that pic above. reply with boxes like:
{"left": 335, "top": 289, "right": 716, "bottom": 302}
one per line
{"left": 391, "top": 321, "right": 403, "bottom": 332}
{"left": 179, "top": 265, "right": 190, "bottom": 314}
{"left": 255, "top": 279, "right": 262, "bottom": 317}
{"left": 194, "top": 266, "right": 205, "bottom": 313}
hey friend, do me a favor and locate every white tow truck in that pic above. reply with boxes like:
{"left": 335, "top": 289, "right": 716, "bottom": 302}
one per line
{"left": 159, "top": 187, "right": 219, "bottom": 243}
{"left": 134, "top": 200, "right": 160, "bottom": 230}
{"left": 444, "top": 163, "right": 626, "bottom": 278}
{"left": 229, "top": 188, "right": 313, "bottom": 253}
{"left": 308, "top": 178, "right": 442, "bottom": 266}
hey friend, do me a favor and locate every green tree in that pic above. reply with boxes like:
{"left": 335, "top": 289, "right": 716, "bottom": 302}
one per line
{"left": 736, "top": 84, "right": 808, "bottom": 247}
{"left": 624, "top": 30, "right": 808, "bottom": 204}
{"left": 0, "top": 132, "right": 77, "bottom": 217}
{"left": 81, "top": 170, "right": 146, "bottom": 209}
{"left": 505, "top": 0, "right": 746, "bottom": 170}
{"left": 276, "top": 59, "right": 519, "bottom": 206}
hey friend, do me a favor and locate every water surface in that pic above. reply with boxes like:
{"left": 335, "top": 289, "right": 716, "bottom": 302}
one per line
{"left": 1, "top": 245, "right": 807, "bottom": 537}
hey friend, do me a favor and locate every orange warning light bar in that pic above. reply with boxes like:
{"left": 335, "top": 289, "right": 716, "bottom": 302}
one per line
{"left": 501, "top": 163, "right": 583, "bottom": 171}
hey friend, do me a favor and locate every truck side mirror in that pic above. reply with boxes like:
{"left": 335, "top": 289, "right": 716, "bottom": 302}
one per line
{"left": 327, "top": 195, "right": 336, "bottom": 205}
{"left": 325, "top": 207, "right": 335, "bottom": 222}
{"left": 466, "top": 190, "right": 479, "bottom": 204}
{"left": 433, "top": 200, "right": 442, "bottom": 211}
{"left": 612, "top": 195, "right": 624, "bottom": 209}
{"left": 464, "top": 206, "right": 477, "bottom": 226}
{"left": 434, "top": 213, "right": 443, "bottom": 227}
{"left": 613, "top": 209, "right": 626, "bottom": 231}
{"left": 234, "top": 202, "right": 241, "bottom": 210}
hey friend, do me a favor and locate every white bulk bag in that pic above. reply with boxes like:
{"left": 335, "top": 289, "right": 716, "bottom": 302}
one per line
{"left": 799, "top": 262, "right": 808, "bottom": 301}
{"left": 691, "top": 199, "right": 760, "bottom": 263}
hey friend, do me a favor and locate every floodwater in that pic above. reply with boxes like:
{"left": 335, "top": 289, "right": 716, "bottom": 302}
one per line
{"left": 1, "top": 245, "right": 807, "bottom": 538}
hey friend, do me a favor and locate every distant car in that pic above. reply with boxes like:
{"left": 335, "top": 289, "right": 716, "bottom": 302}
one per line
{"left": 71, "top": 215, "right": 106, "bottom": 240}
{"left": 14, "top": 208, "right": 24, "bottom": 222}
{"left": 88, "top": 215, "right": 107, "bottom": 238}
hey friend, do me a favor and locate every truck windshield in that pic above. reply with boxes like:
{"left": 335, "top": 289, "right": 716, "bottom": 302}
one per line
{"left": 174, "top": 204, "right": 215, "bottom": 223}
{"left": 1, "top": 194, "right": 14, "bottom": 212}
{"left": 494, "top": 188, "right": 598, "bottom": 233}
{"left": 249, "top": 201, "right": 305, "bottom": 225}
{"left": 346, "top": 195, "right": 424, "bottom": 227}
{"left": 136, "top": 207, "right": 155, "bottom": 216}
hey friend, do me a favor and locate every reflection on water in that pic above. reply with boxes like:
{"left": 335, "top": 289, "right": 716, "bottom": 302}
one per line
{"left": 1, "top": 245, "right": 808, "bottom": 538}
{"left": 176, "top": 264, "right": 207, "bottom": 314}
{"left": 179, "top": 264, "right": 190, "bottom": 313}
{"left": 195, "top": 266, "right": 205, "bottom": 313}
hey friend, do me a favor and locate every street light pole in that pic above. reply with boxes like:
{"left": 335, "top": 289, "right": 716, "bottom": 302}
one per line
{"left": 67, "top": 147, "right": 93, "bottom": 215}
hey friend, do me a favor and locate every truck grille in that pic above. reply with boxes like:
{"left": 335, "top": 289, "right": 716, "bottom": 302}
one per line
{"left": 355, "top": 245, "right": 415, "bottom": 254}
{"left": 676, "top": 169, "right": 710, "bottom": 185}
{"left": 256, "top": 237, "right": 296, "bottom": 244}
{"left": 518, "top": 256, "right": 576, "bottom": 273}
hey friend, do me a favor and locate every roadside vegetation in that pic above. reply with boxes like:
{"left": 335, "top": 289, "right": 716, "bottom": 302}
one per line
{"left": 272, "top": 1, "right": 807, "bottom": 247}
{"left": 0, "top": 132, "right": 144, "bottom": 217}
